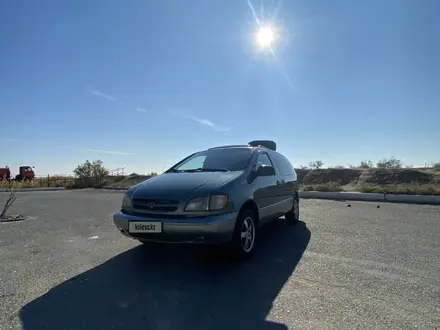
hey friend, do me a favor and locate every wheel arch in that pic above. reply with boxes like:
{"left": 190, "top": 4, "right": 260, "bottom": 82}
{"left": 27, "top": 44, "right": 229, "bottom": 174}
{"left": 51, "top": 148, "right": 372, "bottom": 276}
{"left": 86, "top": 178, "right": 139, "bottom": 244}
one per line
{"left": 238, "top": 199, "right": 260, "bottom": 226}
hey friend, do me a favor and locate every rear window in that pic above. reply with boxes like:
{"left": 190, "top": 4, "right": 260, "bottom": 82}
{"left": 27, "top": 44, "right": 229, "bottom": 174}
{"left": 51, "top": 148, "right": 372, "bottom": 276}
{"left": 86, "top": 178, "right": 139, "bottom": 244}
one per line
{"left": 271, "top": 152, "right": 295, "bottom": 176}
{"left": 174, "top": 148, "right": 252, "bottom": 171}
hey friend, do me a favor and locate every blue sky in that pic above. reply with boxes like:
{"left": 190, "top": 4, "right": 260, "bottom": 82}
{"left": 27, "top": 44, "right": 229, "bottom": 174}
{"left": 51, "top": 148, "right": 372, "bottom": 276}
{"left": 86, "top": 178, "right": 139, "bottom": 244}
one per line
{"left": 1, "top": 0, "right": 439, "bottom": 175}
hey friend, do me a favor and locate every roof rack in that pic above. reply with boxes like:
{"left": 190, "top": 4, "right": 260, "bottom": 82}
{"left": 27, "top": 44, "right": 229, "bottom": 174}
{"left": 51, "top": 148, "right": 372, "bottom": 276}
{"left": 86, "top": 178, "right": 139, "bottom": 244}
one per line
{"left": 208, "top": 145, "right": 250, "bottom": 150}
{"left": 248, "top": 140, "right": 276, "bottom": 151}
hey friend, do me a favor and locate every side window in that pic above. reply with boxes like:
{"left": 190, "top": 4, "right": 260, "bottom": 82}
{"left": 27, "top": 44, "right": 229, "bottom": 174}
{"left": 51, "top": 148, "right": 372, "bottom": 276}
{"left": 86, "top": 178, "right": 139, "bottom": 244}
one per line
{"left": 256, "top": 153, "right": 273, "bottom": 167}
{"left": 177, "top": 155, "right": 206, "bottom": 170}
{"left": 271, "top": 153, "right": 295, "bottom": 175}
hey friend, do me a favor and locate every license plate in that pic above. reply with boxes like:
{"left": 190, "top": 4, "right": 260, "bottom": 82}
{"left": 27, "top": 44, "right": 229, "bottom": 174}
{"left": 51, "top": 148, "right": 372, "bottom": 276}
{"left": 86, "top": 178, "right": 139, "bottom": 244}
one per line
{"left": 129, "top": 221, "right": 162, "bottom": 233}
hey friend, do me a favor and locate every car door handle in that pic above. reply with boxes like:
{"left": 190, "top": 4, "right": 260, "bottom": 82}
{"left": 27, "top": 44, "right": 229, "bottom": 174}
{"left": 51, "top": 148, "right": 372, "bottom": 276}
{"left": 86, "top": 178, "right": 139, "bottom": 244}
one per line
{"left": 276, "top": 180, "right": 281, "bottom": 185}
{"left": 277, "top": 180, "right": 285, "bottom": 185}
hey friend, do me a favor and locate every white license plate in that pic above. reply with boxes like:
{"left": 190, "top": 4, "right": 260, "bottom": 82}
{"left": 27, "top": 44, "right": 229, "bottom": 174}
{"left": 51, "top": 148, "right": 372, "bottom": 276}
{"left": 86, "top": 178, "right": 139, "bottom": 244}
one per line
{"left": 129, "top": 221, "right": 162, "bottom": 233}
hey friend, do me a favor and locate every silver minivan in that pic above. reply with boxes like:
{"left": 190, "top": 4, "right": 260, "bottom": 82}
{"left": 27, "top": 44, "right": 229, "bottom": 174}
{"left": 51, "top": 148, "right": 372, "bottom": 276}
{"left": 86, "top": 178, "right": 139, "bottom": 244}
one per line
{"left": 113, "top": 140, "right": 299, "bottom": 260}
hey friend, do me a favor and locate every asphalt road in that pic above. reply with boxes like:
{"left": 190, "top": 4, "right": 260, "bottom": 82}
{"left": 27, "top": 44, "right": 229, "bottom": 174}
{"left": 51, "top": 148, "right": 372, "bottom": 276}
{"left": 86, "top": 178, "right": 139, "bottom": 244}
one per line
{"left": 0, "top": 190, "right": 439, "bottom": 330}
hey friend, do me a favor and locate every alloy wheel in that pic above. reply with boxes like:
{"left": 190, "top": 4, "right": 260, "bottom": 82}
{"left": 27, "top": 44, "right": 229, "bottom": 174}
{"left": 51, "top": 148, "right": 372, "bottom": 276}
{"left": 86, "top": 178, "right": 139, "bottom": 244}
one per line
{"left": 240, "top": 216, "right": 255, "bottom": 253}
{"left": 294, "top": 199, "right": 299, "bottom": 220}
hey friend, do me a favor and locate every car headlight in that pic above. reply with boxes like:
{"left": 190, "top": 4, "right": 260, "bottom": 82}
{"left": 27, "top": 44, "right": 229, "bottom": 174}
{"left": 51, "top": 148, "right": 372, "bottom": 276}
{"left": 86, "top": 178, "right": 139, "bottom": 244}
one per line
{"left": 184, "top": 195, "right": 228, "bottom": 211}
{"left": 121, "top": 193, "right": 133, "bottom": 211}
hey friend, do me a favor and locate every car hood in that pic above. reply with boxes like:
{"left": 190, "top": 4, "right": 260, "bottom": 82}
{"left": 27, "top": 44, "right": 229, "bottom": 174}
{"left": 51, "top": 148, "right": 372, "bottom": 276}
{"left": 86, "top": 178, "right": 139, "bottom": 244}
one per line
{"left": 129, "top": 171, "right": 242, "bottom": 200}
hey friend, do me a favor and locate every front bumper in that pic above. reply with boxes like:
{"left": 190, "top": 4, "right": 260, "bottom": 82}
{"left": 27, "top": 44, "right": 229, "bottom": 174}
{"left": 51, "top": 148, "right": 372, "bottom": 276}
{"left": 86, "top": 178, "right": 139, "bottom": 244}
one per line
{"left": 113, "top": 210, "right": 238, "bottom": 244}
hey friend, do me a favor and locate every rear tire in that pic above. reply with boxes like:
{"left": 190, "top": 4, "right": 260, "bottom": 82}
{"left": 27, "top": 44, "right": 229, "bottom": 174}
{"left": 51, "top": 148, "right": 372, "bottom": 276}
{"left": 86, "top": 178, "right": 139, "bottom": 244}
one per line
{"left": 230, "top": 209, "right": 257, "bottom": 261}
{"left": 285, "top": 195, "right": 299, "bottom": 224}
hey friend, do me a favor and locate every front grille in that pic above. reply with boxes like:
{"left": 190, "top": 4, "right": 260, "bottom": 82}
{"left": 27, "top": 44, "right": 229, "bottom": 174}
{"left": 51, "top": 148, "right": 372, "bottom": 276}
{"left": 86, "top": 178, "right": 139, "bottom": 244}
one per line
{"left": 132, "top": 198, "right": 179, "bottom": 213}
{"left": 125, "top": 211, "right": 189, "bottom": 219}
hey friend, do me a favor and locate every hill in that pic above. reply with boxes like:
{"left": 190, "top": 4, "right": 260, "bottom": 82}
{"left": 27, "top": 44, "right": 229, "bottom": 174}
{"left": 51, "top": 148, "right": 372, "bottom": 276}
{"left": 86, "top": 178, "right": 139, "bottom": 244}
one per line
{"left": 296, "top": 168, "right": 440, "bottom": 194}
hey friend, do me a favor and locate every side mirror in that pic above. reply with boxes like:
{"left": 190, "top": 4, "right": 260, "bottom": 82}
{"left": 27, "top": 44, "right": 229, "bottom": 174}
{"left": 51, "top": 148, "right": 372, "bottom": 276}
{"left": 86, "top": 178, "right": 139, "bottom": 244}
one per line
{"left": 256, "top": 165, "right": 275, "bottom": 176}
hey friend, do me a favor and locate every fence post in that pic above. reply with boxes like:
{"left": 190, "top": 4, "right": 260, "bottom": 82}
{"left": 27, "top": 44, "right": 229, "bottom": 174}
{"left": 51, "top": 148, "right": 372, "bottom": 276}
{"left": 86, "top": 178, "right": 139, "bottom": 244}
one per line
{"left": 47, "top": 174, "right": 50, "bottom": 187}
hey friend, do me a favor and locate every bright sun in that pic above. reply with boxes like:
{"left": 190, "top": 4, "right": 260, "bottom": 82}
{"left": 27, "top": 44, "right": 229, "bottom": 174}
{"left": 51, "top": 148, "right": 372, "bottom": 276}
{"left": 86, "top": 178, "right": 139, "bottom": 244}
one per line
{"left": 256, "top": 26, "right": 275, "bottom": 49}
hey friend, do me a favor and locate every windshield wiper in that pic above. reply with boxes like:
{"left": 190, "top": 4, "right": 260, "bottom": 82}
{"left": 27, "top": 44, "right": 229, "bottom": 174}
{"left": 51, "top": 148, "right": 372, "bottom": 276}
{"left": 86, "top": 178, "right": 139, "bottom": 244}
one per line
{"left": 180, "top": 168, "right": 230, "bottom": 173}
{"left": 165, "top": 169, "right": 181, "bottom": 173}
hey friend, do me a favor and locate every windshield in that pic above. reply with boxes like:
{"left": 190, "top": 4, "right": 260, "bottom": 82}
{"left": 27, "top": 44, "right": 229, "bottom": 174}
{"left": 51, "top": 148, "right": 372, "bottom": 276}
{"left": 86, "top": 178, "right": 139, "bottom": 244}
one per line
{"left": 171, "top": 148, "right": 252, "bottom": 172}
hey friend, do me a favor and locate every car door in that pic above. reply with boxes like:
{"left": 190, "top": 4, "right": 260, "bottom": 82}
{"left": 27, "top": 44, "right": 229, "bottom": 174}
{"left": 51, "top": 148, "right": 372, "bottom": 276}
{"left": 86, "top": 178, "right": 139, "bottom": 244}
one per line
{"left": 265, "top": 151, "right": 289, "bottom": 217}
{"left": 269, "top": 151, "right": 296, "bottom": 214}
{"left": 252, "top": 151, "right": 279, "bottom": 225}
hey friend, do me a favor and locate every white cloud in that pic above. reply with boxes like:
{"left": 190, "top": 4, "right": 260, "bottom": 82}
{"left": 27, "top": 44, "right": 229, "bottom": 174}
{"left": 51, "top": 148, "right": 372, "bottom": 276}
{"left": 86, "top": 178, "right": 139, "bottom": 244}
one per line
{"left": 185, "top": 115, "right": 230, "bottom": 132}
{"left": 136, "top": 107, "right": 147, "bottom": 113}
{"left": 86, "top": 148, "right": 135, "bottom": 155}
{"left": 90, "top": 89, "right": 116, "bottom": 102}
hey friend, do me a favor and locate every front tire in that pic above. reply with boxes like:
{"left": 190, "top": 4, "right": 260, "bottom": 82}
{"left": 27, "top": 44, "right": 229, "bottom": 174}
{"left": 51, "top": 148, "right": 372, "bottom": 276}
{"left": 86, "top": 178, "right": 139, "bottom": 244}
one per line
{"left": 230, "top": 209, "right": 257, "bottom": 261}
{"left": 285, "top": 195, "right": 299, "bottom": 224}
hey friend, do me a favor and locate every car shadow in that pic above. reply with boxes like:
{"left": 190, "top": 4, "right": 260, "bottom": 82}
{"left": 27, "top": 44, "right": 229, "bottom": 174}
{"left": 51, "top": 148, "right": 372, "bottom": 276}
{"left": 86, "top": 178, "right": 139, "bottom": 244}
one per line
{"left": 20, "top": 219, "right": 310, "bottom": 330}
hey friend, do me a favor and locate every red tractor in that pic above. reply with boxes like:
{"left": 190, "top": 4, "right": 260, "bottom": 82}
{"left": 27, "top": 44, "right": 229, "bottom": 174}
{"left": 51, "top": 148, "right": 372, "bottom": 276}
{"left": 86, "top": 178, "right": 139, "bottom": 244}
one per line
{"left": 15, "top": 166, "right": 35, "bottom": 181}
{"left": 0, "top": 166, "right": 35, "bottom": 181}
{"left": 0, "top": 166, "right": 11, "bottom": 181}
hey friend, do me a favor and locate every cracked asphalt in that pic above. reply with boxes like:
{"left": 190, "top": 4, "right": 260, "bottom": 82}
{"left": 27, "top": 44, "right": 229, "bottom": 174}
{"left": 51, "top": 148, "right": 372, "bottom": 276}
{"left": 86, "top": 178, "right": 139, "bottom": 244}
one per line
{"left": 0, "top": 190, "right": 439, "bottom": 330}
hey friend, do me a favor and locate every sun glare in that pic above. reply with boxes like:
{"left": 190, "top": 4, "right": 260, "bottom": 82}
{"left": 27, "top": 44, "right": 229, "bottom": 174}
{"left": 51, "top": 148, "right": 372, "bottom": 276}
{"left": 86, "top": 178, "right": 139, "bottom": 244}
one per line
{"left": 256, "top": 26, "right": 275, "bottom": 49}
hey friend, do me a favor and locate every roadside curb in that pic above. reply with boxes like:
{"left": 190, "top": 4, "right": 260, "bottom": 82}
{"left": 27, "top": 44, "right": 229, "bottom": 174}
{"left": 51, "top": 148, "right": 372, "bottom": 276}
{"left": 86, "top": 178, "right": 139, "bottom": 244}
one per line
{"left": 299, "top": 191, "right": 440, "bottom": 205}
{"left": 101, "top": 186, "right": 128, "bottom": 191}
{"left": 0, "top": 187, "right": 66, "bottom": 193}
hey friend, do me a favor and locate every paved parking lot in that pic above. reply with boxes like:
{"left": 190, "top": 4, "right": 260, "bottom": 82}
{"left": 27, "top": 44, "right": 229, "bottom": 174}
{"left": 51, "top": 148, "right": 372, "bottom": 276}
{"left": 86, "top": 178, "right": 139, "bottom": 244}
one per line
{"left": 0, "top": 190, "right": 439, "bottom": 330}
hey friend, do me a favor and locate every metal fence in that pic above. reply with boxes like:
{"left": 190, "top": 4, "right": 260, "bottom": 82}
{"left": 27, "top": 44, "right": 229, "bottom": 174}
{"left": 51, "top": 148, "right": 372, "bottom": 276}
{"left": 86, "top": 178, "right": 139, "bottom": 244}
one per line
{"left": 0, "top": 174, "right": 126, "bottom": 189}
{"left": 35, "top": 175, "right": 75, "bottom": 187}
{"left": 0, "top": 175, "right": 74, "bottom": 189}
{"left": 0, "top": 167, "right": 134, "bottom": 189}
